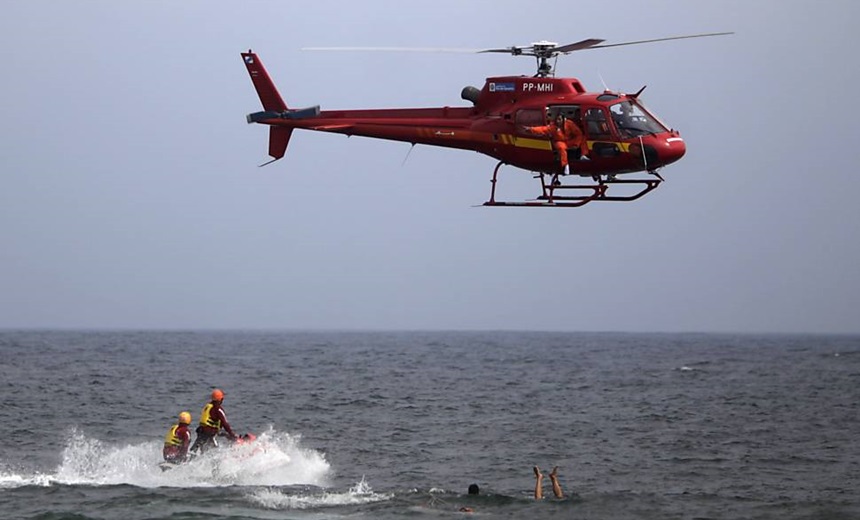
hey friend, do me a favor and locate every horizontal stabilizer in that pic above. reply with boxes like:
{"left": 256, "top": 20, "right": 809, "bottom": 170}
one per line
{"left": 246, "top": 105, "right": 321, "bottom": 124}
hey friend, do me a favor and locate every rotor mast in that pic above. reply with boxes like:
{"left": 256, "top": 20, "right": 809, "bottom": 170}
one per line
{"left": 532, "top": 41, "right": 557, "bottom": 77}
{"left": 480, "top": 39, "right": 605, "bottom": 78}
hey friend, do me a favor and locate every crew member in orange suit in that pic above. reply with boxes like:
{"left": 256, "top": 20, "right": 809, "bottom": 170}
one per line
{"left": 523, "top": 111, "right": 589, "bottom": 176}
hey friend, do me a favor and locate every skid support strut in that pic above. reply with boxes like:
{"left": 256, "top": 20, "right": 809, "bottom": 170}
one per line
{"left": 483, "top": 161, "right": 662, "bottom": 207}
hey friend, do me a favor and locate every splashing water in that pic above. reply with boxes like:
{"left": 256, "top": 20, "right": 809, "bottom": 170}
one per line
{"left": 0, "top": 470, "right": 53, "bottom": 488}
{"left": 8, "top": 427, "right": 330, "bottom": 489}
{"left": 247, "top": 476, "right": 391, "bottom": 510}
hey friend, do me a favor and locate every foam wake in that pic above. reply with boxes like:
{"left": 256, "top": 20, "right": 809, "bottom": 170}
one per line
{"left": 3, "top": 427, "right": 330, "bottom": 489}
{"left": 247, "top": 476, "right": 391, "bottom": 510}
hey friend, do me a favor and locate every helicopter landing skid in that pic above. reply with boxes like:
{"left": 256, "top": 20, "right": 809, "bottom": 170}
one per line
{"left": 483, "top": 162, "right": 662, "bottom": 207}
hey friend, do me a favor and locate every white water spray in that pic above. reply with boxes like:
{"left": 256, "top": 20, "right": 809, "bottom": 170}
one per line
{"left": 2, "top": 427, "right": 331, "bottom": 489}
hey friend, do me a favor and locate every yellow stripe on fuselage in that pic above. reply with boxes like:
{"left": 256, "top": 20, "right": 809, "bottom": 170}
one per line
{"left": 508, "top": 135, "right": 552, "bottom": 151}
{"left": 502, "top": 134, "right": 633, "bottom": 154}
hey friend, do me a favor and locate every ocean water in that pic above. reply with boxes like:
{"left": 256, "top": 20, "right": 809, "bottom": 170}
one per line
{"left": 0, "top": 330, "right": 858, "bottom": 519}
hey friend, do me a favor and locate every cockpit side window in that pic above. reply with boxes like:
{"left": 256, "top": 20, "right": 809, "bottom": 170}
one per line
{"left": 610, "top": 101, "right": 668, "bottom": 138}
{"left": 584, "top": 108, "right": 612, "bottom": 140}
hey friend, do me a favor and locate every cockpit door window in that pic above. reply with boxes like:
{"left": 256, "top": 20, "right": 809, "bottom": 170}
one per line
{"left": 584, "top": 107, "right": 613, "bottom": 140}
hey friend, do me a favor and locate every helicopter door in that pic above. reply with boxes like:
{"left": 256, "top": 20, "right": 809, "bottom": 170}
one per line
{"left": 584, "top": 107, "right": 613, "bottom": 141}
{"left": 548, "top": 105, "right": 584, "bottom": 160}
{"left": 583, "top": 107, "right": 622, "bottom": 158}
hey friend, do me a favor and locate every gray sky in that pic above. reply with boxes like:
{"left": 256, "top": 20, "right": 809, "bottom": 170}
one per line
{"left": 2, "top": 1, "right": 858, "bottom": 333}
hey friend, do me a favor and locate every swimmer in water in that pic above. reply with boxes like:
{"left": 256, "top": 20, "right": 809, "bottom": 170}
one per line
{"left": 533, "top": 466, "right": 564, "bottom": 499}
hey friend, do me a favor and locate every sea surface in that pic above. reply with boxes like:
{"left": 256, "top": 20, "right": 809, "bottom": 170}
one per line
{"left": 1, "top": 330, "right": 858, "bottom": 519}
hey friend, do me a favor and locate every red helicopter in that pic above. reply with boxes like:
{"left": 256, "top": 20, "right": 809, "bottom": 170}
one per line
{"left": 242, "top": 33, "right": 731, "bottom": 207}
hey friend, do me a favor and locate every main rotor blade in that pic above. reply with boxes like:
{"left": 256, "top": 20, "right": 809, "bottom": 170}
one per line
{"left": 584, "top": 32, "right": 734, "bottom": 51}
{"left": 555, "top": 38, "right": 606, "bottom": 54}
{"left": 302, "top": 46, "right": 482, "bottom": 53}
{"left": 301, "top": 32, "right": 733, "bottom": 60}
{"left": 478, "top": 47, "right": 523, "bottom": 54}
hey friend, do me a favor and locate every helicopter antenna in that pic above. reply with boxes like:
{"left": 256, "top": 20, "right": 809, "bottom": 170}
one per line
{"left": 402, "top": 143, "right": 416, "bottom": 167}
{"left": 598, "top": 72, "right": 609, "bottom": 91}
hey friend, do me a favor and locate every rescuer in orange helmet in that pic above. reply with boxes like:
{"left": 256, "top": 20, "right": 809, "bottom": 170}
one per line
{"left": 190, "top": 388, "right": 237, "bottom": 454}
{"left": 523, "top": 110, "right": 589, "bottom": 177}
{"left": 163, "top": 411, "right": 193, "bottom": 464}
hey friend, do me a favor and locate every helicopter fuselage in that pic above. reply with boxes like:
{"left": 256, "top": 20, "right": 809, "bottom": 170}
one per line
{"left": 249, "top": 69, "right": 685, "bottom": 177}
{"left": 242, "top": 49, "right": 695, "bottom": 206}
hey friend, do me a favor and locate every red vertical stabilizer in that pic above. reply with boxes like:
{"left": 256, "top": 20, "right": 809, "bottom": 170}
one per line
{"left": 242, "top": 51, "right": 287, "bottom": 112}
{"left": 268, "top": 126, "right": 292, "bottom": 160}
{"left": 243, "top": 51, "right": 291, "bottom": 162}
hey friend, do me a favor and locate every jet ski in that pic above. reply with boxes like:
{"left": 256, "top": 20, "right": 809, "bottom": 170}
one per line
{"left": 158, "top": 432, "right": 257, "bottom": 471}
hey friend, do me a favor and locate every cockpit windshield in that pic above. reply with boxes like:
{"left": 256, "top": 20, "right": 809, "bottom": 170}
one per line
{"left": 610, "top": 100, "right": 668, "bottom": 138}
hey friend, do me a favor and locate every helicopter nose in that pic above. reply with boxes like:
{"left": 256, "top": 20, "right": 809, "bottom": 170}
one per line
{"left": 659, "top": 135, "right": 686, "bottom": 165}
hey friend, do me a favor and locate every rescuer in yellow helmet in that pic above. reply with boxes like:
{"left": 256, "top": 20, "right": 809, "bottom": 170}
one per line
{"left": 163, "top": 411, "right": 193, "bottom": 464}
{"left": 190, "top": 388, "right": 238, "bottom": 454}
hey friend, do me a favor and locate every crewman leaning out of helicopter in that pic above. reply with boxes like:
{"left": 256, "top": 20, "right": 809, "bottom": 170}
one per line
{"left": 163, "top": 411, "right": 193, "bottom": 464}
{"left": 522, "top": 111, "right": 589, "bottom": 176}
{"left": 190, "top": 388, "right": 238, "bottom": 454}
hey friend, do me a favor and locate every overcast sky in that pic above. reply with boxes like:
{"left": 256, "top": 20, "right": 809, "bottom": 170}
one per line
{"left": 1, "top": 1, "right": 858, "bottom": 334}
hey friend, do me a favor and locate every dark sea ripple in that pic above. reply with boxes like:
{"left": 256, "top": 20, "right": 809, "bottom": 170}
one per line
{"left": 1, "top": 331, "right": 858, "bottom": 519}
